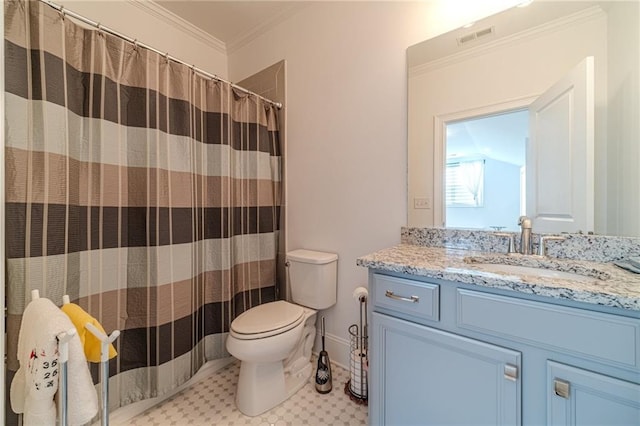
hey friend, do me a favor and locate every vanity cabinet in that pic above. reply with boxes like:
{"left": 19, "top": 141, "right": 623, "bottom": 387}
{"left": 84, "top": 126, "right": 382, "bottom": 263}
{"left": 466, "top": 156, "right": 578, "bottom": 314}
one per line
{"left": 372, "top": 312, "right": 521, "bottom": 425}
{"left": 369, "top": 272, "right": 640, "bottom": 426}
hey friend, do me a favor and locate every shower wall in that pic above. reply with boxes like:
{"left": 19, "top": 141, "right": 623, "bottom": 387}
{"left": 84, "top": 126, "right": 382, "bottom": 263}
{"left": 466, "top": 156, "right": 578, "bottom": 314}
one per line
{"left": 237, "top": 60, "right": 287, "bottom": 300}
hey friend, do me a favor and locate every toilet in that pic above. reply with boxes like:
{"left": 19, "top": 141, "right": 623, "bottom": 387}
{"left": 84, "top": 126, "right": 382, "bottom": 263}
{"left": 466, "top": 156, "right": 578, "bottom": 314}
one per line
{"left": 226, "top": 249, "right": 338, "bottom": 416}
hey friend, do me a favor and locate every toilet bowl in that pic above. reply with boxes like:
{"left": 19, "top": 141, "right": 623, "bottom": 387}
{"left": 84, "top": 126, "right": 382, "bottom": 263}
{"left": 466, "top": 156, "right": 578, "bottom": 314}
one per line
{"left": 226, "top": 300, "right": 317, "bottom": 416}
{"left": 226, "top": 249, "right": 338, "bottom": 416}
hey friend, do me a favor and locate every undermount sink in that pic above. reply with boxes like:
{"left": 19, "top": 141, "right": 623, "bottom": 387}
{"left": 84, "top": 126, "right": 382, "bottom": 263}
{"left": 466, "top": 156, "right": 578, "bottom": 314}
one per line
{"left": 471, "top": 263, "right": 599, "bottom": 283}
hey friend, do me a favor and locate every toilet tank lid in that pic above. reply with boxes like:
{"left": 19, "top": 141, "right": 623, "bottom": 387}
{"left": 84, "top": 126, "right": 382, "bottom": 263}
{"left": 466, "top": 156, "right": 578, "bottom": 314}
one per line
{"left": 287, "top": 249, "right": 338, "bottom": 264}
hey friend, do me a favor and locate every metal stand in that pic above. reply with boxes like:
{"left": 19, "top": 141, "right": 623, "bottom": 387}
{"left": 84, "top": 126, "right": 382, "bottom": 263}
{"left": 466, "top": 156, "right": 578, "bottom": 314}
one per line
{"left": 346, "top": 288, "right": 368, "bottom": 404}
{"left": 29, "top": 290, "right": 77, "bottom": 426}
{"left": 56, "top": 329, "right": 76, "bottom": 426}
{"left": 62, "top": 294, "right": 120, "bottom": 426}
{"left": 85, "top": 323, "right": 120, "bottom": 426}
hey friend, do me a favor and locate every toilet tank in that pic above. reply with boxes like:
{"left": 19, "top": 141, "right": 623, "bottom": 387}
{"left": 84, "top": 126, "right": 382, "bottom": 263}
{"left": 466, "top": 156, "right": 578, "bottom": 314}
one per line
{"left": 287, "top": 249, "right": 338, "bottom": 309}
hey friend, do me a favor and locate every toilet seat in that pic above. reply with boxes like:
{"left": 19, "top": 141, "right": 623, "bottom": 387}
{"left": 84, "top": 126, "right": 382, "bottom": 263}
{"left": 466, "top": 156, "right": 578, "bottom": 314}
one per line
{"left": 230, "top": 301, "right": 305, "bottom": 340}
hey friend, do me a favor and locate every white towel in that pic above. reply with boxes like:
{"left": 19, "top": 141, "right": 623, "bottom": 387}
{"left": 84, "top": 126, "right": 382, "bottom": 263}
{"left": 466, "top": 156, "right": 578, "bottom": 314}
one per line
{"left": 11, "top": 297, "right": 98, "bottom": 425}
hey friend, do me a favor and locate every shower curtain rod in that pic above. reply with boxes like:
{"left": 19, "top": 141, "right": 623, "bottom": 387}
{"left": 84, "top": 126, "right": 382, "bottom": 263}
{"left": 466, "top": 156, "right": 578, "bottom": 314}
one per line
{"left": 38, "top": 0, "right": 283, "bottom": 109}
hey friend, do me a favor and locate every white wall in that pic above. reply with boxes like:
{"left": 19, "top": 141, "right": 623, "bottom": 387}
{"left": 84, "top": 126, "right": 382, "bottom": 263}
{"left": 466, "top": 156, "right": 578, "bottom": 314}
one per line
{"left": 55, "top": 0, "right": 228, "bottom": 78}
{"left": 227, "top": 0, "right": 523, "bottom": 366}
{"left": 607, "top": 2, "right": 640, "bottom": 237}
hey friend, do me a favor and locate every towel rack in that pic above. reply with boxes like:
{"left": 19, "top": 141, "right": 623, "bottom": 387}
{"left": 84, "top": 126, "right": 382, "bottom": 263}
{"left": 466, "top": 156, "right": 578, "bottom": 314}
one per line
{"left": 85, "top": 323, "right": 120, "bottom": 426}
{"left": 29, "top": 290, "right": 78, "bottom": 426}
{"left": 22, "top": 292, "right": 120, "bottom": 425}
{"left": 62, "top": 295, "right": 120, "bottom": 426}
{"left": 56, "top": 328, "right": 76, "bottom": 426}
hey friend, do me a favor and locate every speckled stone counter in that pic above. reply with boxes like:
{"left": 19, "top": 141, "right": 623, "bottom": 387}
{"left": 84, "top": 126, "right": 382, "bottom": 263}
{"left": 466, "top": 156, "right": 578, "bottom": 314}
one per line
{"left": 401, "top": 227, "right": 640, "bottom": 262}
{"left": 357, "top": 230, "right": 640, "bottom": 312}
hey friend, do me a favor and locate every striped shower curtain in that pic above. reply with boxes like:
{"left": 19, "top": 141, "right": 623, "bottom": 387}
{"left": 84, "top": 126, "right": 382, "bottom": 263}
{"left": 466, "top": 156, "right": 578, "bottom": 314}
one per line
{"left": 4, "top": 0, "right": 281, "bottom": 414}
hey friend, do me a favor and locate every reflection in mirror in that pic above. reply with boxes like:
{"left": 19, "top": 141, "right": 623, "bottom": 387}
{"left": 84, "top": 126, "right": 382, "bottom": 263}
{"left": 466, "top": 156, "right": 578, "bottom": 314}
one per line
{"left": 445, "top": 110, "right": 527, "bottom": 232}
{"left": 407, "top": 1, "right": 640, "bottom": 236}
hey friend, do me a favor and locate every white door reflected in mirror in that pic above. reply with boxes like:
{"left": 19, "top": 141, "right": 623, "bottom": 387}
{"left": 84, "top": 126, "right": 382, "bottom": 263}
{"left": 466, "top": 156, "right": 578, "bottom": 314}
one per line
{"left": 527, "top": 56, "right": 594, "bottom": 234}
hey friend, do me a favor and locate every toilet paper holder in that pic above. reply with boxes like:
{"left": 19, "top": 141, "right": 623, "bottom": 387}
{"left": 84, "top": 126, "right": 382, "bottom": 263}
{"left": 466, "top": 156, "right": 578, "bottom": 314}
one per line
{"left": 345, "top": 287, "right": 368, "bottom": 404}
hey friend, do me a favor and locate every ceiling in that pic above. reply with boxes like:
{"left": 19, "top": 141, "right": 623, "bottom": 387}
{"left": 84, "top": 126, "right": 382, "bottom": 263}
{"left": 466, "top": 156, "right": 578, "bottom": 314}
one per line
{"left": 154, "top": 1, "right": 308, "bottom": 51}
{"left": 446, "top": 109, "right": 528, "bottom": 166}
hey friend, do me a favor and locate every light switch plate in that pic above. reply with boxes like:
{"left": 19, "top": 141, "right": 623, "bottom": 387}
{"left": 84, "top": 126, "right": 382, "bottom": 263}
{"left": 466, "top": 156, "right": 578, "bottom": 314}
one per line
{"left": 414, "top": 197, "right": 431, "bottom": 209}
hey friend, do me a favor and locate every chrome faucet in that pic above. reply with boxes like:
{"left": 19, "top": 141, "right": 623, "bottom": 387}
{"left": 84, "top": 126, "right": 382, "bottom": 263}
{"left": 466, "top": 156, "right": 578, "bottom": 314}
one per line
{"left": 518, "top": 216, "right": 533, "bottom": 255}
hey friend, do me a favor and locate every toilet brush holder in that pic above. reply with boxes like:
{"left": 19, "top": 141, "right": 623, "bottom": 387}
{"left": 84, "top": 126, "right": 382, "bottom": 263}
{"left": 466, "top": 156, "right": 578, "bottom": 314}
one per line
{"left": 315, "top": 317, "right": 332, "bottom": 393}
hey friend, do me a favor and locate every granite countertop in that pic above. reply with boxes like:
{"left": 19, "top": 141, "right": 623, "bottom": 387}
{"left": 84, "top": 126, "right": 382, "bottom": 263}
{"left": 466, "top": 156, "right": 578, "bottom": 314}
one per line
{"left": 357, "top": 244, "right": 640, "bottom": 312}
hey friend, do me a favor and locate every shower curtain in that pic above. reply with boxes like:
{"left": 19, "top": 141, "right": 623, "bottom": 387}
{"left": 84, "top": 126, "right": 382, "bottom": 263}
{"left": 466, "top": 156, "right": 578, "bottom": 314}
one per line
{"left": 4, "top": 0, "right": 281, "bottom": 413}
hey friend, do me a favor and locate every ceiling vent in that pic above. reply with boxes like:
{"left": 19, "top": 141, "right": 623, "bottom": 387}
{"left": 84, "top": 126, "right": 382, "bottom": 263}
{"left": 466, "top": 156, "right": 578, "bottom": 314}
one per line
{"left": 457, "top": 26, "right": 495, "bottom": 46}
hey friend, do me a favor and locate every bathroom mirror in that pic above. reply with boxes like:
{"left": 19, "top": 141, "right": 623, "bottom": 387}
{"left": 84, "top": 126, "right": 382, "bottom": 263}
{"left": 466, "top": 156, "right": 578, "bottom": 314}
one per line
{"left": 407, "top": 1, "right": 640, "bottom": 236}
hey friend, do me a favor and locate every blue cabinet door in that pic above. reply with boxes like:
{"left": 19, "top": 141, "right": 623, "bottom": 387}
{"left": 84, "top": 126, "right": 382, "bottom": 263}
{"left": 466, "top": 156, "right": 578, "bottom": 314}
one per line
{"left": 370, "top": 312, "right": 521, "bottom": 426}
{"left": 547, "top": 361, "right": 640, "bottom": 426}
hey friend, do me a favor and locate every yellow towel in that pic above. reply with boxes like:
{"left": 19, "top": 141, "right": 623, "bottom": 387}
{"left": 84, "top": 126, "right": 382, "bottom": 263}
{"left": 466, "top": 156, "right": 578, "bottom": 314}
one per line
{"left": 60, "top": 303, "right": 117, "bottom": 363}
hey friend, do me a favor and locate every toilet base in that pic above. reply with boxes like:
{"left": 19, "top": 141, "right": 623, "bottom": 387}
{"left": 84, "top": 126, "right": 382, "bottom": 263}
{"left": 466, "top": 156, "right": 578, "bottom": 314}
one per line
{"left": 230, "top": 307, "right": 317, "bottom": 416}
{"left": 235, "top": 359, "right": 313, "bottom": 417}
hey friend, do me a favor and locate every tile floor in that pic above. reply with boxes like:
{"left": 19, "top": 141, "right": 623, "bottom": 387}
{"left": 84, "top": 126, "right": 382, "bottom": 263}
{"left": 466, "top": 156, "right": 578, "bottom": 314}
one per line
{"left": 126, "top": 360, "right": 368, "bottom": 425}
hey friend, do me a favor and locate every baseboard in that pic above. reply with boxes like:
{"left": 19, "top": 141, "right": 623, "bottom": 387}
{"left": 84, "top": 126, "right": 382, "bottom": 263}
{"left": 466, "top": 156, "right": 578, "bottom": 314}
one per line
{"left": 110, "top": 357, "right": 235, "bottom": 425}
{"left": 313, "top": 331, "right": 350, "bottom": 370}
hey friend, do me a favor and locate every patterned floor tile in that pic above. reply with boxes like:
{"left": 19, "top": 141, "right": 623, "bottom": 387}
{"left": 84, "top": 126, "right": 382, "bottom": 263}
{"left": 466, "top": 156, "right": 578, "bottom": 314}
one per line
{"left": 126, "top": 359, "right": 368, "bottom": 425}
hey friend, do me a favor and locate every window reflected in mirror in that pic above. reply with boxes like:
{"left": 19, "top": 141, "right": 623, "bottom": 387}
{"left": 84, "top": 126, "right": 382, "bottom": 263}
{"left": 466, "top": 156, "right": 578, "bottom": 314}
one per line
{"left": 445, "top": 159, "right": 485, "bottom": 208}
{"left": 444, "top": 110, "right": 527, "bottom": 231}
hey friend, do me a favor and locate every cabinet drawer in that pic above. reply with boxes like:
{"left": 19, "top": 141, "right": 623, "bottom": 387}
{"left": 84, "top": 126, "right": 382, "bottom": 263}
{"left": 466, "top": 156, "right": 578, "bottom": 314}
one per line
{"left": 457, "top": 289, "right": 640, "bottom": 370}
{"left": 373, "top": 274, "right": 439, "bottom": 322}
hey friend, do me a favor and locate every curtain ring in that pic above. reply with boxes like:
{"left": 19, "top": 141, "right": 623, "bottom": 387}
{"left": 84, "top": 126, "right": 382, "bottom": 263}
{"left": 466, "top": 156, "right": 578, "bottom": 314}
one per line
{"left": 59, "top": 6, "right": 65, "bottom": 20}
{"left": 133, "top": 39, "right": 138, "bottom": 51}
{"left": 164, "top": 52, "right": 170, "bottom": 63}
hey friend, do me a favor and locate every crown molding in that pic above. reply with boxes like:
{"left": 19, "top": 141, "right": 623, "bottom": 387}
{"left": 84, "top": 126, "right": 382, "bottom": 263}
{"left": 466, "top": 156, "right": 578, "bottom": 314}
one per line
{"left": 128, "top": 0, "right": 226, "bottom": 55}
{"left": 226, "top": 3, "right": 309, "bottom": 55}
{"left": 409, "top": 5, "right": 605, "bottom": 78}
